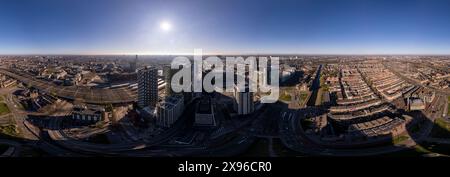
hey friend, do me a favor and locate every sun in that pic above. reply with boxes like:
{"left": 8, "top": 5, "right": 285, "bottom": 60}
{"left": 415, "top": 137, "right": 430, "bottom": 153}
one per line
{"left": 160, "top": 21, "right": 172, "bottom": 32}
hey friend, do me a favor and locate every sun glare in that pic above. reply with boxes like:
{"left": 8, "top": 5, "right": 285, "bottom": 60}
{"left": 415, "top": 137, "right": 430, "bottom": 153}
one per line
{"left": 160, "top": 21, "right": 172, "bottom": 32}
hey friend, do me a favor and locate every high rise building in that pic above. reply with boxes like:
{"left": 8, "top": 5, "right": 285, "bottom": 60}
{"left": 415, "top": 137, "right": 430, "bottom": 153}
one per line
{"left": 267, "top": 58, "right": 272, "bottom": 85}
{"left": 137, "top": 66, "right": 158, "bottom": 108}
{"left": 234, "top": 85, "right": 254, "bottom": 115}
{"left": 163, "top": 63, "right": 193, "bottom": 105}
{"left": 157, "top": 94, "right": 184, "bottom": 127}
{"left": 163, "top": 65, "right": 179, "bottom": 97}
{"left": 130, "top": 55, "right": 138, "bottom": 72}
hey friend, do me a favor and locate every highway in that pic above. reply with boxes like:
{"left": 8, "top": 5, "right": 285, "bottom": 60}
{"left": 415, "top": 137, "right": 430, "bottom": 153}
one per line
{"left": 277, "top": 104, "right": 441, "bottom": 156}
{"left": 41, "top": 98, "right": 201, "bottom": 156}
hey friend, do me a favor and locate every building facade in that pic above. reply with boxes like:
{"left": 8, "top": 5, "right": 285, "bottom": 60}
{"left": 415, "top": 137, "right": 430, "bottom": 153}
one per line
{"left": 157, "top": 94, "right": 184, "bottom": 127}
{"left": 234, "top": 85, "right": 254, "bottom": 115}
{"left": 71, "top": 104, "right": 108, "bottom": 123}
{"left": 129, "top": 55, "right": 138, "bottom": 72}
{"left": 408, "top": 97, "right": 426, "bottom": 111}
{"left": 137, "top": 66, "right": 158, "bottom": 108}
{"left": 163, "top": 65, "right": 181, "bottom": 97}
{"left": 195, "top": 97, "right": 216, "bottom": 127}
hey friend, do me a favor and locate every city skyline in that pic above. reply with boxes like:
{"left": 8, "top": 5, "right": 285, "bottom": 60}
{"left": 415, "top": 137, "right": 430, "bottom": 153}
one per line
{"left": 1, "top": 0, "right": 450, "bottom": 55}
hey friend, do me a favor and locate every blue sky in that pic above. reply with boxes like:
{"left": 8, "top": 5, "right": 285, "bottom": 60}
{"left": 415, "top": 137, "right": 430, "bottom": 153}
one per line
{"left": 1, "top": 0, "right": 450, "bottom": 55}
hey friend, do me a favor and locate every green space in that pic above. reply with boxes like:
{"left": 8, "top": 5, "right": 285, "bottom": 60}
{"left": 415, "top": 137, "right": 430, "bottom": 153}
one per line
{"left": 392, "top": 135, "right": 410, "bottom": 145}
{"left": 85, "top": 133, "right": 110, "bottom": 144}
{"left": 430, "top": 118, "right": 450, "bottom": 139}
{"left": 447, "top": 96, "right": 450, "bottom": 115}
{"left": 299, "top": 92, "right": 308, "bottom": 101}
{"left": 0, "top": 103, "right": 11, "bottom": 116}
{"left": 300, "top": 118, "right": 314, "bottom": 130}
{"left": 298, "top": 91, "right": 309, "bottom": 106}
{"left": 242, "top": 138, "right": 270, "bottom": 157}
{"left": 89, "top": 121, "right": 107, "bottom": 129}
{"left": 380, "top": 145, "right": 429, "bottom": 157}
{"left": 382, "top": 142, "right": 450, "bottom": 157}
{"left": 402, "top": 143, "right": 450, "bottom": 156}
{"left": 418, "top": 142, "right": 450, "bottom": 156}
{"left": 43, "top": 67, "right": 57, "bottom": 74}
{"left": 0, "top": 124, "right": 19, "bottom": 138}
{"left": 279, "top": 87, "right": 295, "bottom": 102}
{"left": 279, "top": 92, "right": 292, "bottom": 102}
{"left": 278, "top": 87, "right": 309, "bottom": 105}
{"left": 414, "top": 144, "right": 435, "bottom": 154}
{"left": 322, "top": 84, "right": 330, "bottom": 92}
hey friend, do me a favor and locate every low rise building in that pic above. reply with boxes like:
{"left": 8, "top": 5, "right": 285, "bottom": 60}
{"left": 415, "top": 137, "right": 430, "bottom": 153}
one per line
{"left": 347, "top": 116, "right": 406, "bottom": 141}
{"left": 408, "top": 97, "right": 426, "bottom": 111}
{"left": 194, "top": 97, "right": 216, "bottom": 127}
{"left": 72, "top": 104, "right": 108, "bottom": 123}
{"left": 0, "top": 77, "right": 16, "bottom": 88}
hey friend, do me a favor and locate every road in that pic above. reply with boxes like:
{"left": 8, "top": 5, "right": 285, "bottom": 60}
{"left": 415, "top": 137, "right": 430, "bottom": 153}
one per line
{"left": 0, "top": 68, "right": 136, "bottom": 104}
{"left": 41, "top": 98, "right": 201, "bottom": 156}
{"left": 1, "top": 87, "right": 38, "bottom": 140}
{"left": 306, "top": 64, "right": 322, "bottom": 107}
{"left": 277, "top": 103, "right": 443, "bottom": 156}
{"left": 0, "top": 139, "right": 21, "bottom": 157}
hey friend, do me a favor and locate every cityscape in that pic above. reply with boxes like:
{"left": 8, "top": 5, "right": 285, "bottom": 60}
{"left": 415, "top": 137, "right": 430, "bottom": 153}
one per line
{"left": 1, "top": 0, "right": 450, "bottom": 159}
{"left": 1, "top": 55, "right": 449, "bottom": 157}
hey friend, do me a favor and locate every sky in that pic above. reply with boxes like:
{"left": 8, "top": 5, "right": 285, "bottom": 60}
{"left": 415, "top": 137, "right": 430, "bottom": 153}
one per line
{"left": 1, "top": 0, "right": 450, "bottom": 55}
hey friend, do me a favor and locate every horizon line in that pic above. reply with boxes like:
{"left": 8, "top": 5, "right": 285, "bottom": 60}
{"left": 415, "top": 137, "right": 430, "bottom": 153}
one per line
{"left": 2, "top": 52, "right": 450, "bottom": 56}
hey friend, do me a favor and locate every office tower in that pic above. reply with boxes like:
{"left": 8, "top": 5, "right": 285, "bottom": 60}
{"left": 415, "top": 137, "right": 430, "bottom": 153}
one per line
{"left": 234, "top": 85, "right": 254, "bottom": 115}
{"left": 157, "top": 94, "right": 184, "bottom": 127}
{"left": 130, "top": 55, "right": 138, "bottom": 72}
{"left": 267, "top": 58, "right": 272, "bottom": 85}
{"left": 137, "top": 66, "right": 158, "bottom": 108}
{"left": 163, "top": 65, "right": 179, "bottom": 97}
